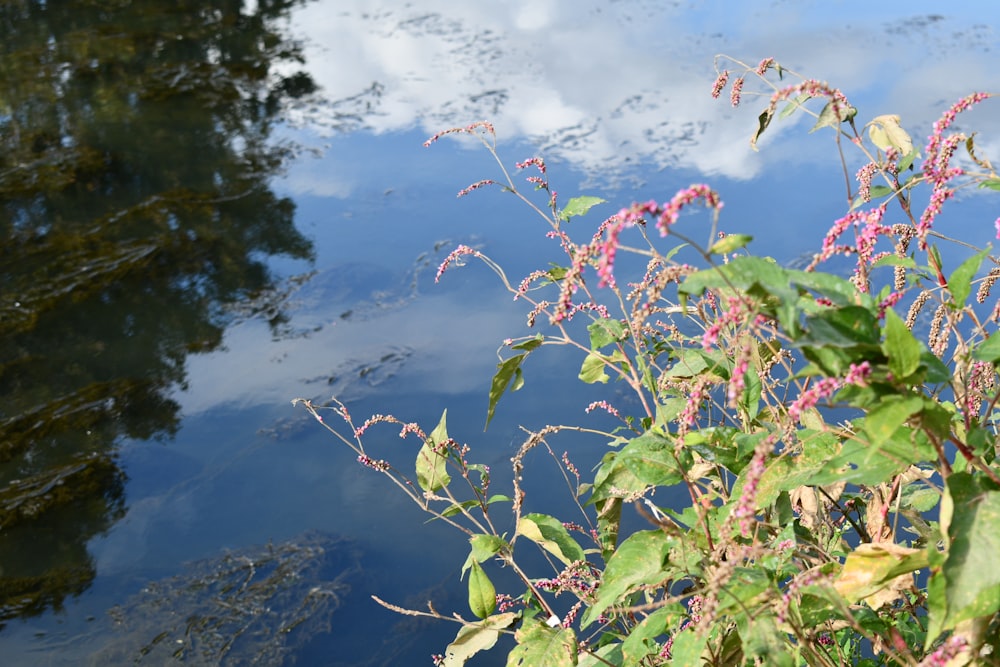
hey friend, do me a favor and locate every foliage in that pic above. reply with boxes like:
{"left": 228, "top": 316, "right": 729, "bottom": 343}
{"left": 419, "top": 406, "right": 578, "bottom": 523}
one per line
{"left": 296, "top": 56, "right": 1000, "bottom": 665}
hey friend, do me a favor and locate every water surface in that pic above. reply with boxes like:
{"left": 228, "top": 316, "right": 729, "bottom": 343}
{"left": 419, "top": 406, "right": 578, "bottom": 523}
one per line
{"left": 1, "top": 1, "right": 997, "bottom": 664}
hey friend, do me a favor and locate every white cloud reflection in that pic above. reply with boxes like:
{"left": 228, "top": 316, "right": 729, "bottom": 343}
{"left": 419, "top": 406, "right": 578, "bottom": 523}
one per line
{"left": 282, "top": 0, "right": 999, "bottom": 183}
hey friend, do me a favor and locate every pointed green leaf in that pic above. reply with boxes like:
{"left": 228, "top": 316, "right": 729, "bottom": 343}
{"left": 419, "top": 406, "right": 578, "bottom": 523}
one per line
{"left": 487, "top": 353, "right": 529, "bottom": 429}
{"left": 416, "top": 410, "right": 452, "bottom": 492}
{"left": 883, "top": 309, "right": 922, "bottom": 380}
{"left": 947, "top": 246, "right": 991, "bottom": 308}
{"left": 778, "top": 92, "right": 812, "bottom": 119}
{"left": 462, "top": 534, "right": 507, "bottom": 578}
{"left": 750, "top": 108, "right": 774, "bottom": 151}
{"left": 810, "top": 100, "right": 856, "bottom": 133}
{"left": 979, "top": 178, "right": 1000, "bottom": 191}
{"left": 938, "top": 473, "right": 1000, "bottom": 633}
{"left": 516, "top": 513, "right": 585, "bottom": 565}
{"left": 709, "top": 233, "right": 752, "bottom": 255}
{"left": 621, "top": 606, "right": 674, "bottom": 663}
{"left": 896, "top": 147, "right": 920, "bottom": 173}
{"left": 442, "top": 613, "right": 518, "bottom": 667}
{"left": 588, "top": 318, "right": 626, "bottom": 350}
{"left": 582, "top": 531, "right": 673, "bottom": 627}
{"left": 512, "top": 333, "right": 544, "bottom": 352}
{"left": 559, "top": 195, "right": 606, "bottom": 221}
{"left": 579, "top": 352, "right": 610, "bottom": 384}
{"left": 468, "top": 560, "right": 496, "bottom": 619}
{"left": 443, "top": 499, "right": 480, "bottom": 518}
{"left": 972, "top": 334, "right": 1000, "bottom": 364}
{"left": 616, "top": 430, "right": 683, "bottom": 487}
{"left": 863, "top": 395, "right": 923, "bottom": 448}
{"left": 668, "top": 628, "right": 708, "bottom": 664}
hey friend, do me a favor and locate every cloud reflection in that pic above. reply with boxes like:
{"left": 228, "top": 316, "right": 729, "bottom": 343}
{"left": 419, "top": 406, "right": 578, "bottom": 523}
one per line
{"left": 284, "top": 0, "right": 999, "bottom": 182}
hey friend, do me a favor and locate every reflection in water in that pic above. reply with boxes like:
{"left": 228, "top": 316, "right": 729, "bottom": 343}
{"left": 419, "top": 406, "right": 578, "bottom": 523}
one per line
{"left": 0, "top": 1, "right": 316, "bottom": 623}
{"left": 284, "top": 1, "right": 999, "bottom": 186}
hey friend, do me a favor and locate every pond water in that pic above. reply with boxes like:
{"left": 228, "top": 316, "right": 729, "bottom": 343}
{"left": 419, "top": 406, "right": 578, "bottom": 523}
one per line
{"left": 1, "top": 1, "right": 997, "bottom": 665}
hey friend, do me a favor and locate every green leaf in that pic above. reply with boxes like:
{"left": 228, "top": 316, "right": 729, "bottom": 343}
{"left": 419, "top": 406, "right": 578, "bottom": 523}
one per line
{"left": 579, "top": 352, "right": 610, "bottom": 384}
{"left": 978, "top": 178, "right": 1000, "bottom": 191}
{"left": 559, "top": 195, "right": 606, "bottom": 221}
{"left": 443, "top": 499, "right": 480, "bottom": 519}
{"left": 516, "top": 513, "right": 585, "bottom": 566}
{"left": 442, "top": 613, "right": 518, "bottom": 667}
{"left": 462, "top": 534, "right": 507, "bottom": 578}
{"left": 750, "top": 108, "right": 774, "bottom": 151}
{"left": 509, "top": 619, "right": 578, "bottom": 667}
{"left": 615, "top": 430, "right": 683, "bottom": 488}
{"left": 487, "top": 353, "right": 530, "bottom": 429}
{"left": 739, "top": 613, "right": 794, "bottom": 667}
{"left": 896, "top": 147, "right": 920, "bottom": 173}
{"left": 810, "top": 100, "right": 857, "bottom": 133}
{"left": 590, "top": 452, "right": 645, "bottom": 505}
{"left": 715, "top": 567, "right": 771, "bottom": 614}
{"left": 621, "top": 606, "right": 674, "bottom": 663}
{"left": 416, "top": 410, "right": 452, "bottom": 492}
{"left": 668, "top": 629, "right": 708, "bottom": 665}
{"left": 588, "top": 318, "right": 626, "bottom": 350}
{"left": 512, "top": 333, "right": 544, "bottom": 352}
{"left": 680, "top": 256, "right": 872, "bottom": 338}
{"left": 867, "top": 184, "right": 895, "bottom": 199}
{"left": 806, "top": 305, "right": 881, "bottom": 346}
{"left": 709, "top": 233, "right": 752, "bottom": 255}
{"left": 467, "top": 560, "right": 496, "bottom": 619}
{"left": 936, "top": 473, "right": 1000, "bottom": 635}
{"left": 778, "top": 92, "right": 811, "bottom": 119}
{"left": 871, "top": 255, "right": 916, "bottom": 270}
{"left": 582, "top": 531, "right": 673, "bottom": 627}
{"left": 973, "top": 334, "right": 1000, "bottom": 364}
{"left": 947, "top": 246, "right": 991, "bottom": 308}
{"left": 883, "top": 309, "right": 922, "bottom": 380}
{"left": 863, "top": 395, "right": 923, "bottom": 448}
{"left": 577, "top": 643, "right": 622, "bottom": 667}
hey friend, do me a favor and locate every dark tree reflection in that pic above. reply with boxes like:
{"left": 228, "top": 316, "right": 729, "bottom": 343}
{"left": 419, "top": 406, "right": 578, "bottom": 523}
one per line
{"left": 0, "top": 0, "right": 316, "bottom": 623}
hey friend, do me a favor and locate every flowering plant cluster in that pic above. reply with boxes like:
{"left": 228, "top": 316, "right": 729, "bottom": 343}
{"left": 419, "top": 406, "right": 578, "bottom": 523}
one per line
{"left": 296, "top": 56, "right": 1000, "bottom": 666}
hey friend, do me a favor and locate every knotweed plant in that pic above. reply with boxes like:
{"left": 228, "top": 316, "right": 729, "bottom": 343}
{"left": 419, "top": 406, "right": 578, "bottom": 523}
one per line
{"left": 295, "top": 56, "right": 1000, "bottom": 666}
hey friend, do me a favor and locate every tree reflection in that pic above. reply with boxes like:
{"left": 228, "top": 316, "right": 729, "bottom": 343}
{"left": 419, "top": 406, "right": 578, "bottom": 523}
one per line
{"left": 0, "top": 0, "right": 316, "bottom": 623}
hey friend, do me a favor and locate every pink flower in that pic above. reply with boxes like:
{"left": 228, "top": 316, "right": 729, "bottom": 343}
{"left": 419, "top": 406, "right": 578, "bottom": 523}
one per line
{"left": 657, "top": 184, "right": 723, "bottom": 236}
{"left": 435, "top": 245, "right": 481, "bottom": 282}
{"left": 730, "top": 77, "right": 745, "bottom": 107}
{"left": 789, "top": 377, "right": 842, "bottom": 420}
{"left": 754, "top": 57, "right": 775, "bottom": 76}
{"left": 711, "top": 69, "right": 730, "bottom": 98}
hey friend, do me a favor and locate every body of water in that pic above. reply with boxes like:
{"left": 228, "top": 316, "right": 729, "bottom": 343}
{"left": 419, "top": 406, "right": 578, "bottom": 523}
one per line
{"left": 0, "top": 1, "right": 997, "bottom": 664}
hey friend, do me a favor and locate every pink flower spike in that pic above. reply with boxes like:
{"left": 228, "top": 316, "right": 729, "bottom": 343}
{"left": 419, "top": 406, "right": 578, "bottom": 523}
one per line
{"left": 457, "top": 179, "right": 497, "bottom": 198}
{"left": 658, "top": 184, "right": 723, "bottom": 236}
{"left": 435, "top": 245, "right": 479, "bottom": 282}
{"left": 711, "top": 69, "right": 730, "bottom": 99}
{"left": 755, "top": 57, "right": 775, "bottom": 76}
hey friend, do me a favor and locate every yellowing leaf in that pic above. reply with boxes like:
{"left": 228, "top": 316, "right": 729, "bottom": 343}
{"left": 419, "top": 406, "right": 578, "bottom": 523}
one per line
{"left": 441, "top": 613, "right": 518, "bottom": 667}
{"left": 834, "top": 542, "right": 927, "bottom": 608}
{"left": 416, "top": 410, "right": 451, "bottom": 492}
{"left": 867, "top": 114, "right": 914, "bottom": 155}
{"left": 516, "top": 513, "right": 585, "bottom": 566}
